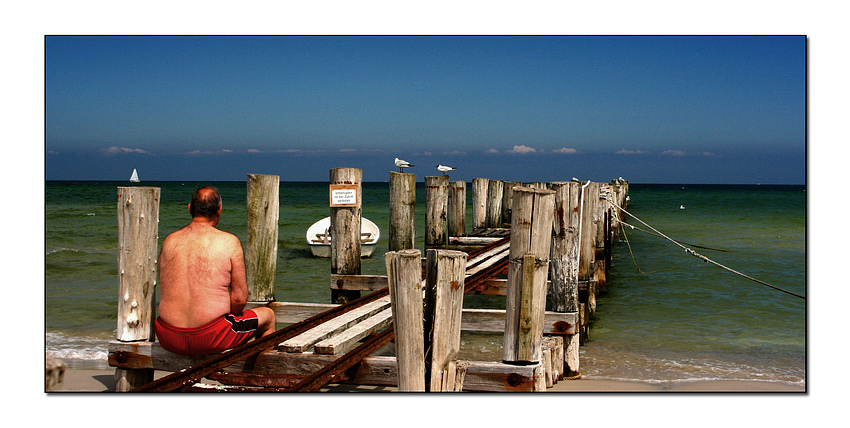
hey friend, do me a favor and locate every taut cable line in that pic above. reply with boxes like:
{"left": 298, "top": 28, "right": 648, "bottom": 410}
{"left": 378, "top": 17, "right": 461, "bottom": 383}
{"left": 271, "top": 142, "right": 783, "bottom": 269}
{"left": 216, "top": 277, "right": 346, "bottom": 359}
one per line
{"left": 618, "top": 218, "right": 645, "bottom": 274}
{"left": 606, "top": 196, "right": 805, "bottom": 300}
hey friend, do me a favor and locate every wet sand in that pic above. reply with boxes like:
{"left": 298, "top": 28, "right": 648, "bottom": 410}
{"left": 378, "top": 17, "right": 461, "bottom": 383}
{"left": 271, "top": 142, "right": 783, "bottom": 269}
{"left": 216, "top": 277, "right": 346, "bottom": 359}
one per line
{"left": 50, "top": 368, "right": 805, "bottom": 393}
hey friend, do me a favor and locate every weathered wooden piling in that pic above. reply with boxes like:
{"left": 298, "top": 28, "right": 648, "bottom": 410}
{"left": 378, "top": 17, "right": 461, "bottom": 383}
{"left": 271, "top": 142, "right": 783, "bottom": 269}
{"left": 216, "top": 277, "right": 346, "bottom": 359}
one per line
{"left": 472, "top": 178, "right": 488, "bottom": 230}
{"left": 547, "top": 181, "right": 582, "bottom": 377}
{"left": 424, "top": 249, "right": 468, "bottom": 391}
{"left": 502, "top": 186, "right": 555, "bottom": 364}
{"left": 330, "top": 168, "right": 362, "bottom": 304}
{"left": 385, "top": 249, "right": 425, "bottom": 391}
{"left": 486, "top": 179, "right": 504, "bottom": 228}
{"left": 502, "top": 181, "right": 520, "bottom": 225}
{"left": 608, "top": 179, "right": 629, "bottom": 239}
{"left": 594, "top": 186, "right": 609, "bottom": 294}
{"left": 389, "top": 171, "right": 416, "bottom": 252}
{"left": 115, "top": 186, "right": 160, "bottom": 391}
{"left": 246, "top": 174, "right": 279, "bottom": 302}
{"left": 526, "top": 181, "right": 549, "bottom": 190}
{"left": 386, "top": 248, "right": 468, "bottom": 392}
{"left": 425, "top": 176, "right": 449, "bottom": 249}
{"left": 577, "top": 181, "right": 598, "bottom": 341}
{"left": 447, "top": 180, "right": 466, "bottom": 238}
{"left": 609, "top": 180, "right": 622, "bottom": 239}
{"left": 45, "top": 356, "right": 66, "bottom": 391}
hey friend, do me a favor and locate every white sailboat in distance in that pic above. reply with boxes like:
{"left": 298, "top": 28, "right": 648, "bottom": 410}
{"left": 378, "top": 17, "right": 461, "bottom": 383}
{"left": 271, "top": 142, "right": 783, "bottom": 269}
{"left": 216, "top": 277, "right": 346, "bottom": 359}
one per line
{"left": 129, "top": 169, "right": 140, "bottom": 182}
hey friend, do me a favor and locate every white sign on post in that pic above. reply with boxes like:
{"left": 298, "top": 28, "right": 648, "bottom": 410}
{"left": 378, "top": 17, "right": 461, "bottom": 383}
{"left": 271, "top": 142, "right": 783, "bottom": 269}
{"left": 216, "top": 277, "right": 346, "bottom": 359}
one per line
{"left": 330, "top": 184, "right": 358, "bottom": 207}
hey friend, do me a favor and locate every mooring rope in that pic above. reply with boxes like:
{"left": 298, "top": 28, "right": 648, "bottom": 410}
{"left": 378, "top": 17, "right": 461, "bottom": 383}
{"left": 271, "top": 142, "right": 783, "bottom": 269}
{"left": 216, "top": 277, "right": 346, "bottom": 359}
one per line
{"left": 606, "top": 196, "right": 805, "bottom": 300}
{"left": 619, "top": 220, "right": 773, "bottom": 256}
{"left": 619, "top": 221, "right": 730, "bottom": 252}
{"left": 618, "top": 219, "right": 645, "bottom": 274}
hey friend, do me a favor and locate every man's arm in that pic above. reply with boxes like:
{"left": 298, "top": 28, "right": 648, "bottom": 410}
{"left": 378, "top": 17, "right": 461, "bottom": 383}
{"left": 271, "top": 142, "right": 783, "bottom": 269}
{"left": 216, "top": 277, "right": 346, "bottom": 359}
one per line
{"left": 229, "top": 235, "right": 248, "bottom": 315}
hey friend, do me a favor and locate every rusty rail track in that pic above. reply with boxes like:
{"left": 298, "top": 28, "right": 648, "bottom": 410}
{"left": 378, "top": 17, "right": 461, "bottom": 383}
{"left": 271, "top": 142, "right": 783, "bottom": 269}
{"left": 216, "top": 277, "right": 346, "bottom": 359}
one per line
{"left": 131, "top": 287, "right": 389, "bottom": 392}
{"left": 184, "top": 327, "right": 396, "bottom": 392}
{"left": 464, "top": 236, "right": 510, "bottom": 293}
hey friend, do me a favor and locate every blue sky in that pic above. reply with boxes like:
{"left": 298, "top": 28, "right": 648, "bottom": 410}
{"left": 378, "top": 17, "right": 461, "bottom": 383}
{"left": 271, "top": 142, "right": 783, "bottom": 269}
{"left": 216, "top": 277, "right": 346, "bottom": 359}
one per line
{"left": 46, "top": 35, "right": 805, "bottom": 184}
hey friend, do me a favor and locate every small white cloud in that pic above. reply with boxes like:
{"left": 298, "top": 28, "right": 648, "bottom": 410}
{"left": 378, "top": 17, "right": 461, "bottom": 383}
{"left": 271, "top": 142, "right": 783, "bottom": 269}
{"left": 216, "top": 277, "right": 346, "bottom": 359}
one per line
{"left": 509, "top": 145, "right": 536, "bottom": 154}
{"left": 485, "top": 148, "right": 500, "bottom": 154}
{"left": 103, "top": 146, "right": 148, "bottom": 154}
{"left": 661, "top": 149, "right": 686, "bottom": 156}
{"left": 247, "top": 149, "right": 261, "bottom": 153}
{"left": 443, "top": 150, "right": 467, "bottom": 156}
{"left": 552, "top": 147, "right": 578, "bottom": 154}
{"left": 701, "top": 151, "right": 715, "bottom": 157}
{"left": 616, "top": 149, "right": 647, "bottom": 155}
{"left": 186, "top": 149, "right": 230, "bottom": 155}
{"left": 339, "top": 148, "right": 357, "bottom": 152}
{"left": 48, "top": 150, "right": 59, "bottom": 155}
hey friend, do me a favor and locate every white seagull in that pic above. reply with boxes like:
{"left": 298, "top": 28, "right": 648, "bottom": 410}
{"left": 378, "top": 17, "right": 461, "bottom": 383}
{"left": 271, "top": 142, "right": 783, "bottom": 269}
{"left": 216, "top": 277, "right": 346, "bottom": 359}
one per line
{"left": 394, "top": 157, "right": 414, "bottom": 172}
{"left": 436, "top": 164, "right": 456, "bottom": 176}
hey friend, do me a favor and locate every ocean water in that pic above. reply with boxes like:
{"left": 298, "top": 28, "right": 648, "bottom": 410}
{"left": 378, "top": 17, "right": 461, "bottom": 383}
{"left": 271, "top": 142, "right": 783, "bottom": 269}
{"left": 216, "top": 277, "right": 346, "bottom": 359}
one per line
{"left": 44, "top": 181, "right": 806, "bottom": 387}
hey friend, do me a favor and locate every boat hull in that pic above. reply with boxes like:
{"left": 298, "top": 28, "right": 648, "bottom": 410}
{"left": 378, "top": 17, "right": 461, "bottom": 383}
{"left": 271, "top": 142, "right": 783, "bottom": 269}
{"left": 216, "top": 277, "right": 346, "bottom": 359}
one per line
{"left": 308, "top": 243, "right": 377, "bottom": 258}
{"left": 306, "top": 216, "right": 380, "bottom": 258}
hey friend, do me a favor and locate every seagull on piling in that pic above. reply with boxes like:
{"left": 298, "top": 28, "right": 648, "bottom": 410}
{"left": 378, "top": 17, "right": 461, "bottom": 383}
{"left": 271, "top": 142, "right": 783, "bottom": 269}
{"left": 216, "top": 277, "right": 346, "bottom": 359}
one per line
{"left": 394, "top": 158, "right": 414, "bottom": 172}
{"left": 436, "top": 165, "right": 456, "bottom": 176}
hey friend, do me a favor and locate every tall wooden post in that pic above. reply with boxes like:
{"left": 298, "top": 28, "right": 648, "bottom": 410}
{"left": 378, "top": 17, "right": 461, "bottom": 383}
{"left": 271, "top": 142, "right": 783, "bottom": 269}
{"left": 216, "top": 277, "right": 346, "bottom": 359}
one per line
{"left": 447, "top": 180, "right": 466, "bottom": 238}
{"left": 387, "top": 248, "right": 468, "bottom": 392}
{"left": 547, "top": 181, "right": 581, "bottom": 377}
{"left": 330, "top": 168, "right": 362, "bottom": 304}
{"left": 587, "top": 182, "right": 600, "bottom": 314}
{"left": 389, "top": 171, "right": 416, "bottom": 252}
{"left": 246, "top": 174, "right": 279, "bottom": 302}
{"left": 471, "top": 178, "right": 488, "bottom": 230}
{"left": 502, "top": 181, "right": 521, "bottom": 225}
{"left": 115, "top": 186, "right": 159, "bottom": 391}
{"left": 502, "top": 186, "right": 555, "bottom": 364}
{"left": 386, "top": 249, "right": 425, "bottom": 391}
{"left": 424, "top": 249, "right": 468, "bottom": 391}
{"left": 593, "top": 186, "right": 608, "bottom": 294}
{"left": 621, "top": 180, "right": 630, "bottom": 211}
{"left": 485, "top": 179, "right": 504, "bottom": 228}
{"left": 577, "top": 181, "right": 597, "bottom": 342}
{"left": 425, "top": 175, "right": 449, "bottom": 249}
{"left": 609, "top": 180, "right": 622, "bottom": 240}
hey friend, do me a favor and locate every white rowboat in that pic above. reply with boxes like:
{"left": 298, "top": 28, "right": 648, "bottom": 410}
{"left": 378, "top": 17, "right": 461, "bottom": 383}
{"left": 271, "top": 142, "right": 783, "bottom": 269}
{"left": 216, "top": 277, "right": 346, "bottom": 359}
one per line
{"left": 305, "top": 216, "right": 380, "bottom": 258}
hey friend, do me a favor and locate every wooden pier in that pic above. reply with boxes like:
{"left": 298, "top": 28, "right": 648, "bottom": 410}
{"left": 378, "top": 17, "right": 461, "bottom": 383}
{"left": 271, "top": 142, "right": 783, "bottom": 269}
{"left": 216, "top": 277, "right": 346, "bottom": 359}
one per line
{"left": 108, "top": 170, "right": 628, "bottom": 392}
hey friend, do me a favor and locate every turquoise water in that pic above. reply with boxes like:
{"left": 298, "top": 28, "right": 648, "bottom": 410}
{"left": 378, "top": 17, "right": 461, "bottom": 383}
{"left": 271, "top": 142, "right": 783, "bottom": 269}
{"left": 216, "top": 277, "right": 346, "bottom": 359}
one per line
{"left": 583, "top": 184, "right": 805, "bottom": 386}
{"left": 44, "top": 181, "right": 806, "bottom": 386}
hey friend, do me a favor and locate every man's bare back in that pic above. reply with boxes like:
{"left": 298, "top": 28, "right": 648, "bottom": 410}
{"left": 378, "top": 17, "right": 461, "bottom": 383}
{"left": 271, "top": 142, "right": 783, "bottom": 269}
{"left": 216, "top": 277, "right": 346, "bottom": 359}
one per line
{"left": 158, "top": 221, "right": 247, "bottom": 328}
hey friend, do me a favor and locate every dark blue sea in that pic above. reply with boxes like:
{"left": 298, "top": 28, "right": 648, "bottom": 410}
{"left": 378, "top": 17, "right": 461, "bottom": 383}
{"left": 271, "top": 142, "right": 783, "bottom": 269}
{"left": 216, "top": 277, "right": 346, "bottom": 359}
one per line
{"left": 44, "top": 181, "right": 806, "bottom": 387}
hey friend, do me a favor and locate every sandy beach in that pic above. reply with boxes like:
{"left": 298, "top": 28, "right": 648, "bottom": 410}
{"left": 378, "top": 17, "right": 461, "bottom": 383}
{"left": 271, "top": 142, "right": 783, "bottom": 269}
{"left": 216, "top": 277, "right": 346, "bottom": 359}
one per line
{"left": 50, "top": 368, "right": 805, "bottom": 393}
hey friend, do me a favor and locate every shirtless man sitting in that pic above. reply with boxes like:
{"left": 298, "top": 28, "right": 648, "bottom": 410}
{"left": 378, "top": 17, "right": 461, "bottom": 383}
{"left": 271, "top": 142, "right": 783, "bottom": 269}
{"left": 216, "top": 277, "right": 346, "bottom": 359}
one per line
{"left": 154, "top": 186, "right": 276, "bottom": 356}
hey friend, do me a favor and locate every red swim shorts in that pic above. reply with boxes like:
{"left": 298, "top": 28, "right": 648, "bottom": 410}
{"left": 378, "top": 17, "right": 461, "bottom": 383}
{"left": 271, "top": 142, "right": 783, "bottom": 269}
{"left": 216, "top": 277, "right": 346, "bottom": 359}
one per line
{"left": 154, "top": 310, "right": 259, "bottom": 356}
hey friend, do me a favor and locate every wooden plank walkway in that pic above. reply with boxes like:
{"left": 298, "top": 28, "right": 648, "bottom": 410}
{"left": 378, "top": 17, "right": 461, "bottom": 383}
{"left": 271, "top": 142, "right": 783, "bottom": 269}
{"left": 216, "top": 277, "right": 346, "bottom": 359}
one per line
{"left": 289, "top": 235, "right": 512, "bottom": 356}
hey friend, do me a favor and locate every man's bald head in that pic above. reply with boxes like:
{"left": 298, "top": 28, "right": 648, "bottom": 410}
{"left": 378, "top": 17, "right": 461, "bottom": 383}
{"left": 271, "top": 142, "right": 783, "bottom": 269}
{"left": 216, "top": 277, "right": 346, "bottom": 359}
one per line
{"left": 190, "top": 187, "right": 222, "bottom": 220}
